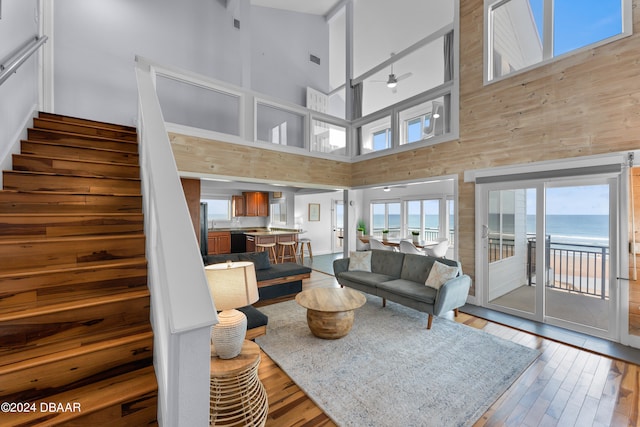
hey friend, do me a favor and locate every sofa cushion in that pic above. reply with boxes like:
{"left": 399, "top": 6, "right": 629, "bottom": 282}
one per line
{"left": 239, "top": 251, "right": 271, "bottom": 270}
{"left": 204, "top": 253, "right": 241, "bottom": 265}
{"left": 370, "top": 250, "right": 404, "bottom": 277}
{"left": 338, "top": 271, "right": 396, "bottom": 288}
{"left": 377, "top": 279, "right": 437, "bottom": 305}
{"left": 348, "top": 251, "right": 372, "bottom": 272}
{"left": 400, "top": 253, "right": 436, "bottom": 283}
{"left": 255, "top": 262, "right": 311, "bottom": 282}
{"left": 425, "top": 261, "right": 459, "bottom": 290}
{"left": 236, "top": 305, "right": 268, "bottom": 329}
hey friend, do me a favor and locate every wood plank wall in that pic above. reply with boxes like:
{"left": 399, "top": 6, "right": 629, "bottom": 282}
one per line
{"left": 180, "top": 178, "right": 201, "bottom": 244}
{"left": 169, "top": 0, "right": 640, "bottom": 335}
{"left": 170, "top": 133, "right": 351, "bottom": 189}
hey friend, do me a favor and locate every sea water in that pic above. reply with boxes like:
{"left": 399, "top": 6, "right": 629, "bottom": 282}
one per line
{"left": 373, "top": 214, "right": 609, "bottom": 247}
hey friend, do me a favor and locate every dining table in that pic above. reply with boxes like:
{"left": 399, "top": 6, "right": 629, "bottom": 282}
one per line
{"left": 358, "top": 236, "right": 438, "bottom": 249}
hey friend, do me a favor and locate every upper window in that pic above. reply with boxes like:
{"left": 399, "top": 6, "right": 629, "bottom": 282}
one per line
{"left": 487, "top": 0, "right": 628, "bottom": 81}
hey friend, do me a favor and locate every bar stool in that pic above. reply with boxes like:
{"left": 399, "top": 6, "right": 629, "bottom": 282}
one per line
{"left": 298, "top": 238, "right": 313, "bottom": 262}
{"left": 278, "top": 241, "right": 298, "bottom": 264}
{"left": 256, "top": 242, "right": 277, "bottom": 264}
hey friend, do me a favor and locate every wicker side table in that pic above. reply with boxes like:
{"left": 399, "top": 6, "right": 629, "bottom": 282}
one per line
{"left": 210, "top": 340, "right": 268, "bottom": 426}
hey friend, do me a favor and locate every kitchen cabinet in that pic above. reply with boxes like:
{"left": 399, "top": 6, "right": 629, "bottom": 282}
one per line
{"left": 243, "top": 192, "right": 269, "bottom": 217}
{"left": 232, "top": 195, "right": 244, "bottom": 217}
{"left": 208, "top": 231, "right": 231, "bottom": 255}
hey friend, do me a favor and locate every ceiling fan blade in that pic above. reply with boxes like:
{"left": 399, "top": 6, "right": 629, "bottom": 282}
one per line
{"left": 396, "top": 72, "right": 413, "bottom": 82}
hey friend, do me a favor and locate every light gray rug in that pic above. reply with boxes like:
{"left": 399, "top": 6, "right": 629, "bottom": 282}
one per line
{"left": 256, "top": 294, "right": 539, "bottom": 427}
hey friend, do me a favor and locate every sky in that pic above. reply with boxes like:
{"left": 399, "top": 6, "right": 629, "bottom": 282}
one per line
{"left": 526, "top": 185, "right": 610, "bottom": 215}
{"left": 528, "top": 0, "right": 622, "bottom": 56}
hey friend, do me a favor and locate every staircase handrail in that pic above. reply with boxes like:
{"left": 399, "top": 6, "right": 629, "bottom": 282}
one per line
{"left": 0, "top": 36, "right": 48, "bottom": 87}
{"left": 135, "top": 60, "right": 217, "bottom": 426}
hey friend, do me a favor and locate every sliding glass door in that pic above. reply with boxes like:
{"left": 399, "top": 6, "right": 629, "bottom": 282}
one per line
{"left": 479, "top": 177, "right": 618, "bottom": 340}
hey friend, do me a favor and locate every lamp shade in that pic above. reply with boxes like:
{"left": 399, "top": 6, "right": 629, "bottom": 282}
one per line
{"left": 205, "top": 261, "right": 259, "bottom": 311}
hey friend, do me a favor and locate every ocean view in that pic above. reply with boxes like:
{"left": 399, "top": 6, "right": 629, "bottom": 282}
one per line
{"left": 373, "top": 214, "right": 609, "bottom": 247}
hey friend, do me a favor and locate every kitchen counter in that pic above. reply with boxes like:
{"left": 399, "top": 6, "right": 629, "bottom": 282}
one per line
{"left": 243, "top": 230, "right": 301, "bottom": 236}
{"left": 244, "top": 230, "right": 301, "bottom": 253}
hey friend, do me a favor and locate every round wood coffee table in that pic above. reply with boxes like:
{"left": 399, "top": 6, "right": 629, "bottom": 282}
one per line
{"left": 295, "top": 287, "right": 366, "bottom": 339}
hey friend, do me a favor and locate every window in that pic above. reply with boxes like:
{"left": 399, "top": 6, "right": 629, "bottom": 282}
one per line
{"left": 488, "top": 190, "right": 516, "bottom": 261}
{"left": 311, "top": 120, "right": 347, "bottom": 155}
{"left": 256, "top": 102, "right": 304, "bottom": 148}
{"left": 406, "top": 199, "right": 441, "bottom": 241}
{"left": 270, "top": 201, "right": 286, "bottom": 225}
{"left": 360, "top": 116, "right": 392, "bottom": 154}
{"left": 399, "top": 98, "right": 447, "bottom": 145}
{"left": 373, "top": 129, "right": 391, "bottom": 151}
{"left": 370, "top": 201, "right": 401, "bottom": 238}
{"left": 487, "top": 0, "right": 629, "bottom": 81}
{"left": 203, "top": 198, "right": 231, "bottom": 225}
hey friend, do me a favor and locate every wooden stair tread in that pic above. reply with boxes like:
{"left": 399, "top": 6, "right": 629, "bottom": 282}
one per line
{"left": 4, "top": 169, "right": 141, "bottom": 182}
{"left": 22, "top": 139, "right": 140, "bottom": 161}
{"left": 0, "top": 232, "right": 145, "bottom": 245}
{"left": 0, "top": 365, "right": 157, "bottom": 426}
{"left": 14, "top": 153, "right": 140, "bottom": 170}
{"left": 0, "top": 323, "right": 152, "bottom": 368}
{"left": 38, "top": 111, "right": 137, "bottom": 133}
{"left": 0, "top": 257, "right": 147, "bottom": 280}
{"left": 0, "top": 330, "right": 152, "bottom": 374}
{"left": 27, "top": 128, "right": 139, "bottom": 146}
{"left": 0, "top": 189, "right": 143, "bottom": 198}
{"left": 34, "top": 117, "right": 138, "bottom": 142}
{"left": 0, "top": 289, "right": 150, "bottom": 322}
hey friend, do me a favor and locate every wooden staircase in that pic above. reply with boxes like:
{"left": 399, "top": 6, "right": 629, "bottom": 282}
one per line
{"left": 0, "top": 113, "right": 158, "bottom": 426}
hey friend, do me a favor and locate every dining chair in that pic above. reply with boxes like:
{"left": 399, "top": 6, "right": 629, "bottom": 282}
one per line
{"left": 370, "top": 238, "right": 396, "bottom": 251}
{"left": 424, "top": 239, "right": 449, "bottom": 258}
{"left": 399, "top": 240, "right": 425, "bottom": 255}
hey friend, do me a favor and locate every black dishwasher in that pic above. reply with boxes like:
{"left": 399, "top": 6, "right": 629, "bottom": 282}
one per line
{"left": 230, "top": 231, "right": 247, "bottom": 253}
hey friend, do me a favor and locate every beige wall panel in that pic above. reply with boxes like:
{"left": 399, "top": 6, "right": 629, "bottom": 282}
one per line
{"left": 169, "top": 133, "right": 351, "bottom": 188}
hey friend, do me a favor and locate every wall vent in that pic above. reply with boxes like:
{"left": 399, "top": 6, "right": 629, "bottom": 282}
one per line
{"left": 233, "top": 19, "right": 240, "bottom": 29}
{"left": 309, "top": 54, "right": 321, "bottom": 65}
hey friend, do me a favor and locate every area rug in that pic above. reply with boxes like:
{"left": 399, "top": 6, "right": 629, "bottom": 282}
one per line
{"left": 255, "top": 295, "right": 539, "bottom": 427}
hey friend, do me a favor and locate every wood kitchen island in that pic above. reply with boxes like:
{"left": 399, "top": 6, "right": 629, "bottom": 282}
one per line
{"left": 244, "top": 230, "right": 300, "bottom": 253}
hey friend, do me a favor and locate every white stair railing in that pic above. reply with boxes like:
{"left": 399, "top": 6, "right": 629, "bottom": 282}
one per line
{"left": 136, "top": 60, "right": 217, "bottom": 426}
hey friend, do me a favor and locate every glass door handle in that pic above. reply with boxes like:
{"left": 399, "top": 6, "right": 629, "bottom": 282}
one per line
{"left": 481, "top": 225, "right": 489, "bottom": 239}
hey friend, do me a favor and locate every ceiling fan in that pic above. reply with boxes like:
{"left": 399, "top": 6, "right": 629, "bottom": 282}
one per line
{"left": 371, "top": 55, "right": 413, "bottom": 93}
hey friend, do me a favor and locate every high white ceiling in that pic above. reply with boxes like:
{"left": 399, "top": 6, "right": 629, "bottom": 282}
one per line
{"left": 250, "top": 0, "right": 342, "bottom": 16}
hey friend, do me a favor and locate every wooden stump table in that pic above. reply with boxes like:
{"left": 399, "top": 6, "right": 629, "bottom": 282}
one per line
{"left": 210, "top": 340, "right": 268, "bottom": 426}
{"left": 295, "top": 287, "right": 366, "bottom": 339}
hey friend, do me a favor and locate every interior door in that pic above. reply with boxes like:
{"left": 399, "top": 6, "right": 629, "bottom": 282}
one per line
{"left": 332, "top": 200, "right": 344, "bottom": 253}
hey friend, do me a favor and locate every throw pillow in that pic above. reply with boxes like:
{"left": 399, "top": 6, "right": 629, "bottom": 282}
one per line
{"left": 348, "top": 250, "right": 372, "bottom": 272}
{"left": 239, "top": 251, "right": 271, "bottom": 270}
{"left": 425, "top": 261, "right": 458, "bottom": 290}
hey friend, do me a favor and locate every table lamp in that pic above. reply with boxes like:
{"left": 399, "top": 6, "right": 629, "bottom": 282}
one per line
{"left": 205, "top": 261, "right": 259, "bottom": 359}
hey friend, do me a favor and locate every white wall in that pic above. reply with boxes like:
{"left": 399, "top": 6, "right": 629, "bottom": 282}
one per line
{"left": 52, "top": 0, "right": 330, "bottom": 126}
{"left": 251, "top": 6, "right": 330, "bottom": 106}
{"left": 53, "top": 0, "right": 241, "bottom": 126}
{"left": 295, "top": 191, "right": 343, "bottom": 256}
{"left": 0, "top": 0, "right": 40, "bottom": 181}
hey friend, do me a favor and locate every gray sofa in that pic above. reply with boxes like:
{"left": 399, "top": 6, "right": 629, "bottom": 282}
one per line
{"left": 333, "top": 250, "right": 471, "bottom": 329}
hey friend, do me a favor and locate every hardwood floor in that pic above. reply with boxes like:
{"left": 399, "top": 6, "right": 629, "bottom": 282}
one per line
{"left": 257, "top": 271, "right": 640, "bottom": 427}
